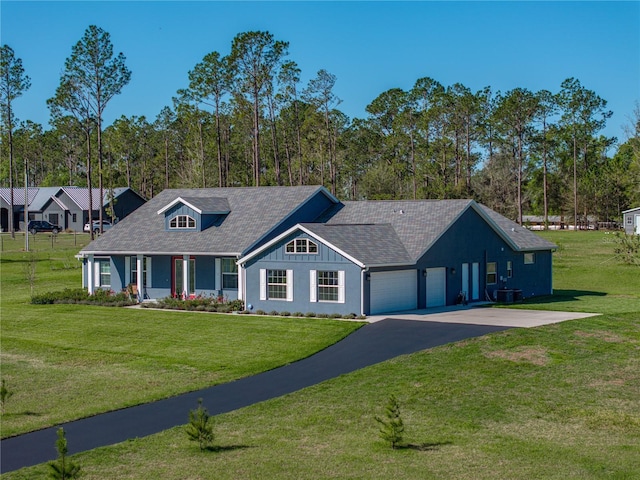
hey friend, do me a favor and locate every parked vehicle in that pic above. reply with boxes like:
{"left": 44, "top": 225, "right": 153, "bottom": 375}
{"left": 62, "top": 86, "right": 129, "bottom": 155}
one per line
{"left": 83, "top": 221, "right": 112, "bottom": 234}
{"left": 28, "top": 220, "right": 61, "bottom": 235}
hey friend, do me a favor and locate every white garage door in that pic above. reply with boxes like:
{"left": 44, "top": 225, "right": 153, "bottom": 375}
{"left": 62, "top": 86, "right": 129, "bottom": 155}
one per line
{"left": 425, "top": 267, "right": 446, "bottom": 307}
{"left": 370, "top": 270, "right": 417, "bottom": 314}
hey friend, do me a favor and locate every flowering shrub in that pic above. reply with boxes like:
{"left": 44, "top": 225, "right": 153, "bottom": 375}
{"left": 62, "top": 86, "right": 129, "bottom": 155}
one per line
{"left": 143, "top": 294, "right": 244, "bottom": 313}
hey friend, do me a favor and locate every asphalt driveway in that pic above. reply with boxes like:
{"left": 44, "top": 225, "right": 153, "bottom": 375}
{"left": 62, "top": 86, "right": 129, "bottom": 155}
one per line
{"left": 1, "top": 307, "right": 596, "bottom": 473}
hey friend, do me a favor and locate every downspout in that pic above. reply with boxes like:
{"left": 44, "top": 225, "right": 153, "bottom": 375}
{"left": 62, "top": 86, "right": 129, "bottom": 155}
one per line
{"left": 361, "top": 267, "right": 369, "bottom": 317}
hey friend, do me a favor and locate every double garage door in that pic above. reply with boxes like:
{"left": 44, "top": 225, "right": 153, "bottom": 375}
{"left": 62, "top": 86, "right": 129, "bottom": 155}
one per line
{"left": 370, "top": 270, "right": 417, "bottom": 314}
{"left": 370, "top": 268, "right": 447, "bottom": 314}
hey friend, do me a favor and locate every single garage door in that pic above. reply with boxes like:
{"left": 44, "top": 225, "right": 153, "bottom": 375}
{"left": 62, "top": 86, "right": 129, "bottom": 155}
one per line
{"left": 425, "top": 267, "right": 446, "bottom": 307}
{"left": 370, "top": 270, "right": 417, "bottom": 314}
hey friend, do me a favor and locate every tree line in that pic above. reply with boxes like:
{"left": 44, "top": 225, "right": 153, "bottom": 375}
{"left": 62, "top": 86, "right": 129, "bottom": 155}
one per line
{"left": 2, "top": 27, "right": 639, "bottom": 236}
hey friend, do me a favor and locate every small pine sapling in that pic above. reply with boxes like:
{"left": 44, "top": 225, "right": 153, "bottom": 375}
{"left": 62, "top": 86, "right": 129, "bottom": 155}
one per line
{"left": 48, "top": 428, "right": 81, "bottom": 479}
{"left": 0, "top": 378, "right": 13, "bottom": 414}
{"left": 186, "top": 398, "right": 214, "bottom": 451}
{"left": 375, "top": 394, "right": 405, "bottom": 449}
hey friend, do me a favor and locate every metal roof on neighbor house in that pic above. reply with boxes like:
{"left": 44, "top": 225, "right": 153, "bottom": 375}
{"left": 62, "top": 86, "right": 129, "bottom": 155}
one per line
{"left": 0, "top": 187, "right": 39, "bottom": 207}
{"left": 61, "top": 187, "right": 132, "bottom": 210}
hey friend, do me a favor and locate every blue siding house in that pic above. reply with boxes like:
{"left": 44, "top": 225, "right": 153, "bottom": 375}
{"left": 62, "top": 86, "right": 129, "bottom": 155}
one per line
{"left": 77, "top": 186, "right": 556, "bottom": 316}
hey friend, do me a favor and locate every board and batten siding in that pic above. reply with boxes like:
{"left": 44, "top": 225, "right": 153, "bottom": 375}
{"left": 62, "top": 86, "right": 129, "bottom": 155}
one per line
{"left": 243, "top": 232, "right": 362, "bottom": 315}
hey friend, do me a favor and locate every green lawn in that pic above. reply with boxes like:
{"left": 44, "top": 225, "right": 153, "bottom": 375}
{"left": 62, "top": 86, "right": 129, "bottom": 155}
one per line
{"left": 2, "top": 231, "right": 640, "bottom": 479}
{"left": 0, "top": 234, "right": 362, "bottom": 438}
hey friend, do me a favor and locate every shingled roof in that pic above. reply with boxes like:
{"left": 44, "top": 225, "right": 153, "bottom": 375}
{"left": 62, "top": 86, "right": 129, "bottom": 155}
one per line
{"left": 81, "top": 185, "right": 336, "bottom": 256}
{"left": 300, "top": 223, "right": 413, "bottom": 266}
{"left": 319, "top": 199, "right": 556, "bottom": 259}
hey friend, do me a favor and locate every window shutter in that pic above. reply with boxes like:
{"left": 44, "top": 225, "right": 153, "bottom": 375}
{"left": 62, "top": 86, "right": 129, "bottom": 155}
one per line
{"left": 94, "top": 261, "right": 100, "bottom": 287}
{"left": 286, "top": 270, "right": 294, "bottom": 301}
{"left": 338, "top": 270, "right": 345, "bottom": 303}
{"left": 259, "top": 269, "right": 267, "bottom": 300}
{"left": 309, "top": 270, "right": 317, "bottom": 302}
{"left": 215, "top": 258, "right": 222, "bottom": 291}
{"left": 125, "top": 256, "right": 131, "bottom": 285}
{"left": 146, "top": 257, "right": 152, "bottom": 288}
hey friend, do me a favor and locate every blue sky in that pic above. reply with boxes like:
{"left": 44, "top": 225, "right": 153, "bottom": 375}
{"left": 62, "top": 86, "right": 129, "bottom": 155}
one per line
{"left": 2, "top": 1, "right": 639, "bottom": 145}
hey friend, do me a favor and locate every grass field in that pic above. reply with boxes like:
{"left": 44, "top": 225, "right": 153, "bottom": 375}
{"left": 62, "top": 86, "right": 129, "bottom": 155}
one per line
{"left": 2, "top": 231, "right": 639, "bottom": 479}
{"left": 0, "top": 234, "right": 362, "bottom": 438}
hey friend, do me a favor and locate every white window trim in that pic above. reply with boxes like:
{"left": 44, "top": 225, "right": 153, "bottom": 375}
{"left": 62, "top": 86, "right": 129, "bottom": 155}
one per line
{"left": 94, "top": 257, "right": 111, "bottom": 288}
{"left": 285, "top": 238, "right": 318, "bottom": 254}
{"left": 260, "top": 268, "right": 293, "bottom": 301}
{"left": 313, "top": 270, "right": 345, "bottom": 304}
{"left": 169, "top": 214, "right": 196, "bottom": 229}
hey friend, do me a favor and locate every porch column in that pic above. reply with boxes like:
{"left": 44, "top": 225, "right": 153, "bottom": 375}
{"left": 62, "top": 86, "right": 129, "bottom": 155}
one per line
{"left": 87, "top": 255, "right": 94, "bottom": 294}
{"left": 237, "top": 264, "right": 244, "bottom": 301}
{"left": 136, "top": 254, "right": 143, "bottom": 301}
{"left": 183, "top": 254, "right": 189, "bottom": 298}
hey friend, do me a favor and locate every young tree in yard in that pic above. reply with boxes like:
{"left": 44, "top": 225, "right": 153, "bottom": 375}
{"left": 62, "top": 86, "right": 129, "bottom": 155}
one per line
{"left": 0, "top": 45, "right": 31, "bottom": 238}
{"left": 54, "top": 25, "right": 131, "bottom": 235}
{"left": 375, "top": 394, "right": 405, "bottom": 449}
{"left": 0, "top": 378, "right": 13, "bottom": 413}
{"left": 186, "top": 398, "right": 214, "bottom": 451}
{"left": 48, "top": 428, "right": 81, "bottom": 480}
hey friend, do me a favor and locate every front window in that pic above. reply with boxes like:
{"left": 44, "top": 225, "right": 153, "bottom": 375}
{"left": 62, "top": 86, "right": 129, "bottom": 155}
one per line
{"left": 627, "top": 217, "right": 633, "bottom": 225}
{"left": 222, "top": 258, "right": 238, "bottom": 289}
{"left": 97, "top": 259, "right": 111, "bottom": 287}
{"left": 131, "top": 256, "right": 138, "bottom": 285}
{"left": 285, "top": 238, "right": 318, "bottom": 254}
{"left": 318, "top": 271, "right": 339, "bottom": 302}
{"left": 506, "top": 261, "right": 513, "bottom": 278}
{"left": 268, "top": 269, "right": 288, "bottom": 299}
{"left": 524, "top": 253, "right": 536, "bottom": 264}
{"left": 487, "top": 262, "right": 497, "bottom": 285}
{"left": 169, "top": 215, "right": 196, "bottom": 229}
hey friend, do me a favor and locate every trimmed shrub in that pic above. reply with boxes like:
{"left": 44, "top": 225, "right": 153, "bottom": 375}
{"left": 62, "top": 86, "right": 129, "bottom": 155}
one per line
{"left": 292, "top": 312, "right": 304, "bottom": 317}
{"left": 31, "top": 288, "right": 134, "bottom": 306}
{"left": 305, "top": 312, "right": 316, "bottom": 318}
{"left": 280, "top": 311, "right": 291, "bottom": 316}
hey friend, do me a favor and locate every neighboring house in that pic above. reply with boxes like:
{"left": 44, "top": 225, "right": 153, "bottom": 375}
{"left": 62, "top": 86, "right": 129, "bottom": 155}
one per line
{"left": 77, "top": 186, "right": 557, "bottom": 316}
{"left": 0, "top": 188, "right": 39, "bottom": 233}
{"left": 622, "top": 207, "right": 640, "bottom": 235}
{"left": 0, "top": 187, "right": 146, "bottom": 232}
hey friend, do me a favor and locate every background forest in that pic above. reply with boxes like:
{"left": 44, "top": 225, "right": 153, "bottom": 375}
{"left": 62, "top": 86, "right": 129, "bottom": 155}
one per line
{"left": 2, "top": 28, "right": 639, "bottom": 229}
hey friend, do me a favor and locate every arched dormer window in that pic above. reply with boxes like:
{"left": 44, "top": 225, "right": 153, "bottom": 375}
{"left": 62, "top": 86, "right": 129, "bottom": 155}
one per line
{"left": 285, "top": 238, "right": 318, "bottom": 254}
{"left": 170, "top": 215, "right": 196, "bottom": 229}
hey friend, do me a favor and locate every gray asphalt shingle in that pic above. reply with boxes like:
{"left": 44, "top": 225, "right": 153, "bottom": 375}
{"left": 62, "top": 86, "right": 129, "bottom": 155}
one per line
{"left": 81, "top": 185, "right": 333, "bottom": 256}
{"left": 300, "top": 223, "right": 413, "bottom": 266}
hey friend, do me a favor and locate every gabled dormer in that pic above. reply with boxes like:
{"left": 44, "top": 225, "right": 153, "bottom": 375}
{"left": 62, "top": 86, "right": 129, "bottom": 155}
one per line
{"left": 157, "top": 196, "right": 230, "bottom": 231}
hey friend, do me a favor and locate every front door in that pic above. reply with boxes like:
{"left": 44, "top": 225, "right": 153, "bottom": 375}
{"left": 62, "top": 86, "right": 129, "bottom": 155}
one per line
{"left": 172, "top": 256, "right": 195, "bottom": 298}
{"left": 636, "top": 215, "right": 640, "bottom": 235}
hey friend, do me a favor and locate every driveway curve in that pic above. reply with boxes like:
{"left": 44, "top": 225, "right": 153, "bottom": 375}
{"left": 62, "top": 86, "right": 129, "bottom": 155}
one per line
{"left": 1, "top": 319, "right": 507, "bottom": 473}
